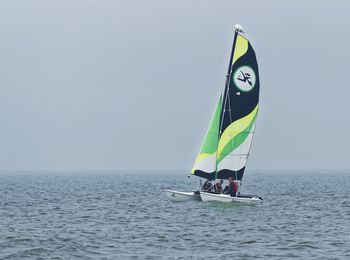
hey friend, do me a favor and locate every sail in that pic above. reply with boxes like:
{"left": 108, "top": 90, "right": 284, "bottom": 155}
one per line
{"left": 191, "top": 96, "right": 222, "bottom": 180}
{"left": 216, "top": 34, "right": 260, "bottom": 180}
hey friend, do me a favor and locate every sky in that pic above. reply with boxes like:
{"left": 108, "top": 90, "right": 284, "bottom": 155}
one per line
{"left": 0, "top": 0, "right": 350, "bottom": 172}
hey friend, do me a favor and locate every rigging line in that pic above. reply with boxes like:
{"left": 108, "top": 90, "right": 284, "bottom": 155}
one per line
{"left": 219, "top": 31, "right": 238, "bottom": 137}
{"left": 242, "top": 118, "right": 259, "bottom": 179}
{"left": 227, "top": 90, "right": 233, "bottom": 123}
{"left": 214, "top": 90, "right": 224, "bottom": 179}
{"left": 219, "top": 74, "right": 231, "bottom": 136}
{"left": 219, "top": 69, "right": 233, "bottom": 135}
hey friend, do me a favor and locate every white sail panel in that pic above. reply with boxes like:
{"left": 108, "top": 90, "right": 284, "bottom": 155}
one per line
{"left": 216, "top": 122, "right": 255, "bottom": 172}
{"left": 192, "top": 153, "right": 217, "bottom": 174}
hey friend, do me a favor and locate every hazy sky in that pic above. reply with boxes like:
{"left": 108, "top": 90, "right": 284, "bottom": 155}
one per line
{"left": 1, "top": 1, "right": 349, "bottom": 172}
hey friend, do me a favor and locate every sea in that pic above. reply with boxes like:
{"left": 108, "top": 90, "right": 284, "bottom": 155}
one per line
{"left": 0, "top": 170, "right": 350, "bottom": 259}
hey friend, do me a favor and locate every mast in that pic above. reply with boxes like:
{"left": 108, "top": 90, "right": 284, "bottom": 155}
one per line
{"left": 227, "top": 32, "right": 238, "bottom": 75}
{"left": 215, "top": 25, "right": 243, "bottom": 180}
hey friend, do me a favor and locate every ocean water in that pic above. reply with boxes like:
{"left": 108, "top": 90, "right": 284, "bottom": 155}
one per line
{"left": 0, "top": 171, "right": 350, "bottom": 259}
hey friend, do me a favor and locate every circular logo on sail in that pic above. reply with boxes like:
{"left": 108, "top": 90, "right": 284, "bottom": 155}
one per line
{"left": 233, "top": 66, "right": 256, "bottom": 92}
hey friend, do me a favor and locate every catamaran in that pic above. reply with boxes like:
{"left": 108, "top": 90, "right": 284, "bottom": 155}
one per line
{"left": 166, "top": 24, "right": 262, "bottom": 203}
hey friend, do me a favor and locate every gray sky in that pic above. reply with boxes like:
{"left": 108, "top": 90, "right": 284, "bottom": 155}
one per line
{"left": 1, "top": 0, "right": 350, "bottom": 172}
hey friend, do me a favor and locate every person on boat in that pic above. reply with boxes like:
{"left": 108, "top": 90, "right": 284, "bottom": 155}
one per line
{"left": 223, "top": 182, "right": 229, "bottom": 194}
{"left": 223, "top": 179, "right": 231, "bottom": 194}
{"left": 225, "top": 177, "right": 239, "bottom": 197}
{"left": 202, "top": 179, "right": 213, "bottom": 192}
{"left": 214, "top": 179, "right": 223, "bottom": 193}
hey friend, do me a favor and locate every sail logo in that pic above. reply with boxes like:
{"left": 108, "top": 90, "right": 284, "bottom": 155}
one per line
{"left": 233, "top": 66, "right": 256, "bottom": 92}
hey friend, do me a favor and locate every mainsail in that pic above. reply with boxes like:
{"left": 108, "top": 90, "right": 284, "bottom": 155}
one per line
{"left": 191, "top": 27, "right": 260, "bottom": 181}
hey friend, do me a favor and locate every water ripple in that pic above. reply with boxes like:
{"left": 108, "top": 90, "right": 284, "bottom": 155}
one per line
{"left": 0, "top": 172, "right": 350, "bottom": 259}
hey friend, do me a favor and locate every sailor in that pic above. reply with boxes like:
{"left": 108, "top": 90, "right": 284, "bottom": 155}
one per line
{"left": 226, "top": 177, "right": 239, "bottom": 197}
{"left": 223, "top": 184, "right": 228, "bottom": 194}
{"left": 214, "top": 179, "right": 223, "bottom": 193}
{"left": 223, "top": 179, "right": 231, "bottom": 194}
{"left": 202, "top": 179, "right": 213, "bottom": 192}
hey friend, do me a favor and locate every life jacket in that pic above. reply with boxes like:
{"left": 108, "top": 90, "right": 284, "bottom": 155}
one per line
{"left": 233, "top": 181, "right": 239, "bottom": 192}
{"left": 229, "top": 180, "right": 238, "bottom": 193}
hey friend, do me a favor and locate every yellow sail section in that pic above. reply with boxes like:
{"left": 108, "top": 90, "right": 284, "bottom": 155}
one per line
{"left": 217, "top": 105, "right": 259, "bottom": 159}
{"left": 232, "top": 35, "right": 248, "bottom": 65}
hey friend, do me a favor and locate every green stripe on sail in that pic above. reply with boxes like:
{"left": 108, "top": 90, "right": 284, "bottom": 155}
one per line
{"left": 191, "top": 96, "right": 222, "bottom": 174}
{"left": 200, "top": 96, "right": 222, "bottom": 154}
{"left": 216, "top": 112, "right": 257, "bottom": 165}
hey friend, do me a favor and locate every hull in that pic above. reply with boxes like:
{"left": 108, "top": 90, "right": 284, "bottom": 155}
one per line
{"left": 165, "top": 189, "right": 201, "bottom": 202}
{"left": 200, "top": 192, "right": 262, "bottom": 203}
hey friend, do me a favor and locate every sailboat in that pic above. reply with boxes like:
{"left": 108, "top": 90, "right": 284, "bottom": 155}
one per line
{"left": 166, "top": 24, "right": 262, "bottom": 203}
